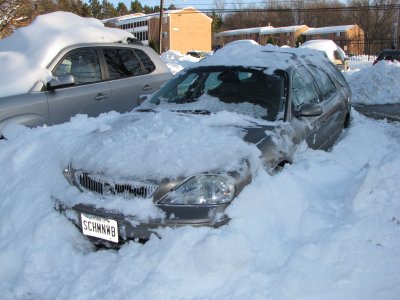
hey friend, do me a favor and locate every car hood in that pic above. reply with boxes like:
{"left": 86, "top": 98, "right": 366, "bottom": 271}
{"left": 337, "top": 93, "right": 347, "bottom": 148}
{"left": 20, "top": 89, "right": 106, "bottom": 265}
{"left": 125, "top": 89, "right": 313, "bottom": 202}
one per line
{"left": 70, "top": 110, "right": 277, "bottom": 180}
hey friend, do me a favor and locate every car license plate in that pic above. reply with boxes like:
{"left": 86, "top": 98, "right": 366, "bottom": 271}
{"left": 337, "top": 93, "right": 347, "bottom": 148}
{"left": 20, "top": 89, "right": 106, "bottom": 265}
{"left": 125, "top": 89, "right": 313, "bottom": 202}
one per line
{"left": 81, "top": 213, "right": 119, "bottom": 243}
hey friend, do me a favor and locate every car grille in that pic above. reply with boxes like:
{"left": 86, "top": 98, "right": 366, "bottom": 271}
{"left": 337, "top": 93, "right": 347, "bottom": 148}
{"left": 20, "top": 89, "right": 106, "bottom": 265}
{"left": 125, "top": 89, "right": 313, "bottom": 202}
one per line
{"left": 73, "top": 171, "right": 158, "bottom": 199}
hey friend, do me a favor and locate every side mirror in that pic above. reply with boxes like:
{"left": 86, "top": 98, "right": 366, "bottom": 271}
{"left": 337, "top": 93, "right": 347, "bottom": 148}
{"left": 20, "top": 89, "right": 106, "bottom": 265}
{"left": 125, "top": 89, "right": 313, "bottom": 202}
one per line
{"left": 47, "top": 75, "right": 75, "bottom": 90}
{"left": 137, "top": 95, "right": 148, "bottom": 106}
{"left": 300, "top": 103, "right": 323, "bottom": 117}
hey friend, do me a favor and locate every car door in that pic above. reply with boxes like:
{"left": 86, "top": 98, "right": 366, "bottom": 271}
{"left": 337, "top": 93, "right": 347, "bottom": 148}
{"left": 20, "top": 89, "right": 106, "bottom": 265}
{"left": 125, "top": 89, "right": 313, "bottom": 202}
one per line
{"left": 291, "top": 67, "right": 325, "bottom": 149}
{"left": 308, "top": 65, "right": 345, "bottom": 149}
{"left": 101, "top": 47, "right": 161, "bottom": 112}
{"left": 46, "top": 48, "right": 112, "bottom": 124}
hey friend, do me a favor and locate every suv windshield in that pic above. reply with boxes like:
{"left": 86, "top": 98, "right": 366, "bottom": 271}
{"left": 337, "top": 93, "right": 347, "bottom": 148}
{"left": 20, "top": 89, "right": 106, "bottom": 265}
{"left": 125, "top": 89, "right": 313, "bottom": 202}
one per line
{"left": 377, "top": 50, "right": 400, "bottom": 62}
{"left": 149, "top": 67, "right": 287, "bottom": 121}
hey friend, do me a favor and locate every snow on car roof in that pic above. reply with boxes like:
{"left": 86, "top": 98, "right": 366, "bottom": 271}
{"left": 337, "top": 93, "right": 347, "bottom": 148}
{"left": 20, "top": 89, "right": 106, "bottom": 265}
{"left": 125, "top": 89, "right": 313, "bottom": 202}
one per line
{"left": 0, "top": 12, "right": 134, "bottom": 98}
{"left": 195, "top": 42, "right": 328, "bottom": 73}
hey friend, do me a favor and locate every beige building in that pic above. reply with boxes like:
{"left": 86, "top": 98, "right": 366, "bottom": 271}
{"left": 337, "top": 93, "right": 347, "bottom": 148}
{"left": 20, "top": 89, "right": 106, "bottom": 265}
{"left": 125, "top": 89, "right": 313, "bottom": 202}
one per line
{"left": 106, "top": 7, "right": 212, "bottom": 54}
{"left": 302, "top": 25, "right": 364, "bottom": 55}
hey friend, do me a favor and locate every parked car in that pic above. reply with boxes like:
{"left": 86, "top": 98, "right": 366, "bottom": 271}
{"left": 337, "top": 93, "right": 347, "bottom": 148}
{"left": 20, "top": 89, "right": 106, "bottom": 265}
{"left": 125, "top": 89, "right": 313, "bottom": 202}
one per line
{"left": 55, "top": 45, "right": 351, "bottom": 247}
{"left": 0, "top": 42, "right": 172, "bottom": 132}
{"left": 300, "top": 39, "right": 349, "bottom": 71}
{"left": 373, "top": 49, "right": 400, "bottom": 65}
{"left": 186, "top": 50, "right": 207, "bottom": 59}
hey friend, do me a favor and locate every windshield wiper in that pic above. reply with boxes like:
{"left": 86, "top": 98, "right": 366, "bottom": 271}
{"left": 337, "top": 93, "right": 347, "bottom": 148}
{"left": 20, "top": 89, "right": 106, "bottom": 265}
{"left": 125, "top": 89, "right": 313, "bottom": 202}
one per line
{"left": 173, "top": 109, "right": 211, "bottom": 115}
{"left": 135, "top": 108, "right": 158, "bottom": 113}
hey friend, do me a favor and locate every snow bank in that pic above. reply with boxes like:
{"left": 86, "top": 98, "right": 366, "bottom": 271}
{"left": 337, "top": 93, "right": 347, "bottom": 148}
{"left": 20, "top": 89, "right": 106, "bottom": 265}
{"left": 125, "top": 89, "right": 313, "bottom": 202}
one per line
{"left": 0, "top": 110, "right": 399, "bottom": 299}
{"left": 160, "top": 50, "right": 200, "bottom": 74}
{"left": 345, "top": 60, "right": 400, "bottom": 105}
{"left": 0, "top": 12, "right": 134, "bottom": 98}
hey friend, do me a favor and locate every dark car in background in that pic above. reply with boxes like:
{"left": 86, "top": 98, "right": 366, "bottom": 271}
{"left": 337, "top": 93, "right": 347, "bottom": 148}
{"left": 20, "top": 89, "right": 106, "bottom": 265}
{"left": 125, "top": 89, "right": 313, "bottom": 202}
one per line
{"left": 55, "top": 45, "right": 351, "bottom": 247}
{"left": 0, "top": 42, "right": 171, "bottom": 132}
{"left": 373, "top": 49, "right": 400, "bottom": 65}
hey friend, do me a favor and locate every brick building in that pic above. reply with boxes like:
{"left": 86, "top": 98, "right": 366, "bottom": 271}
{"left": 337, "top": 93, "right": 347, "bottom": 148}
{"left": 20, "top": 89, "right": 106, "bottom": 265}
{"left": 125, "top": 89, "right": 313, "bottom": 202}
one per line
{"left": 214, "top": 24, "right": 364, "bottom": 55}
{"left": 214, "top": 25, "right": 309, "bottom": 48}
{"left": 302, "top": 25, "right": 364, "bottom": 55}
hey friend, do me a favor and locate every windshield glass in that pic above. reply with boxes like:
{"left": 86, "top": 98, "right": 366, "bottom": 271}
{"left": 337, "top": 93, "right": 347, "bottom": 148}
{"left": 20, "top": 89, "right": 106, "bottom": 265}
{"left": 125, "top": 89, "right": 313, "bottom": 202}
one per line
{"left": 149, "top": 66, "right": 287, "bottom": 121}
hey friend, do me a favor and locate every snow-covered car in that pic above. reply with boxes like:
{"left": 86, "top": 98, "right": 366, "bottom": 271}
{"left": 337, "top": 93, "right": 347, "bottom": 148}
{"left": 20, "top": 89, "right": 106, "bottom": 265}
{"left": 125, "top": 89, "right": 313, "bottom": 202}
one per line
{"left": 55, "top": 44, "right": 351, "bottom": 247}
{"left": 373, "top": 49, "right": 400, "bottom": 65}
{"left": 300, "top": 39, "right": 349, "bottom": 71}
{"left": 0, "top": 12, "right": 172, "bottom": 133}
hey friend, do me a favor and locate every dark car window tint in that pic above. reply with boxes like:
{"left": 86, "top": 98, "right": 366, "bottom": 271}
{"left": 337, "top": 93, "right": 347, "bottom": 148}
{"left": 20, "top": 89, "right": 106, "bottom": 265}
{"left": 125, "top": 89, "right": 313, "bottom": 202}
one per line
{"left": 54, "top": 49, "right": 101, "bottom": 85}
{"left": 103, "top": 48, "right": 143, "bottom": 79}
{"left": 292, "top": 68, "right": 318, "bottom": 110}
{"left": 309, "top": 66, "right": 336, "bottom": 101}
{"left": 134, "top": 49, "right": 156, "bottom": 73}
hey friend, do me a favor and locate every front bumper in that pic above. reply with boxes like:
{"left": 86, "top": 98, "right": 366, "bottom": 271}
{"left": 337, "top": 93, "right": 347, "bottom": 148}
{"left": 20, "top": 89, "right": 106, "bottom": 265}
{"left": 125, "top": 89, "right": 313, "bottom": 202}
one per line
{"left": 54, "top": 198, "right": 230, "bottom": 247}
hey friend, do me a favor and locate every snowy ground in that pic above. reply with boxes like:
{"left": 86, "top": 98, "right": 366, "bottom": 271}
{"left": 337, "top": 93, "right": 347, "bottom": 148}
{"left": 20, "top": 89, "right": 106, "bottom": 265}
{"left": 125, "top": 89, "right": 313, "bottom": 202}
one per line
{"left": 0, "top": 56, "right": 399, "bottom": 299}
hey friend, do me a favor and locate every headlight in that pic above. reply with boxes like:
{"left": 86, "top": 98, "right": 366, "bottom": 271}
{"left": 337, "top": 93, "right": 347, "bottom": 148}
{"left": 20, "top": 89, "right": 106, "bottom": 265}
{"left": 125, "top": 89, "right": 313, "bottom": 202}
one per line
{"left": 158, "top": 174, "right": 236, "bottom": 205}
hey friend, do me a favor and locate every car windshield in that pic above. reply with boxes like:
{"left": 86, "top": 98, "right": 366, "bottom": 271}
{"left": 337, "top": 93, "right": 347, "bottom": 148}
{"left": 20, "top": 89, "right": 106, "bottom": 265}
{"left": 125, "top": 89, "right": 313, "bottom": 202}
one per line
{"left": 149, "top": 66, "right": 287, "bottom": 121}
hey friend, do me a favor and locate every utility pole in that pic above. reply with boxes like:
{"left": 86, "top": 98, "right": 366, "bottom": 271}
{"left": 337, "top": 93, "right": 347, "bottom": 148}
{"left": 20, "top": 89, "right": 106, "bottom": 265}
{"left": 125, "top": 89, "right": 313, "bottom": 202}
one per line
{"left": 158, "top": 0, "right": 164, "bottom": 54}
{"left": 397, "top": 1, "right": 400, "bottom": 49}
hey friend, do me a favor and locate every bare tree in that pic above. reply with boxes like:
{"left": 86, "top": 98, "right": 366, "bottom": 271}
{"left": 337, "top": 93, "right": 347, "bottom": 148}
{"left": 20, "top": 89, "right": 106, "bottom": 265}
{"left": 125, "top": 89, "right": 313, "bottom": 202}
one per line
{"left": 347, "top": 0, "right": 398, "bottom": 52}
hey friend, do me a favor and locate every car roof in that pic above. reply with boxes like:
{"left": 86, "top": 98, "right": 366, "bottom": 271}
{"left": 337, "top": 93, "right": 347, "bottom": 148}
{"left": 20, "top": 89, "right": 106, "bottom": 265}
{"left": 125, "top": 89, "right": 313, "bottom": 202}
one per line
{"left": 193, "top": 43, "right": 330, "bottom": 74}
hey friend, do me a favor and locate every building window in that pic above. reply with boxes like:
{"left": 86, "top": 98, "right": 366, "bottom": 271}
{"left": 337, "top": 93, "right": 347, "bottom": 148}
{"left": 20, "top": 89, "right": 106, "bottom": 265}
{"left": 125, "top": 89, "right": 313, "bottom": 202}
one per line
{"left": 162, "top": 32, "right": 168, "bottom": 38}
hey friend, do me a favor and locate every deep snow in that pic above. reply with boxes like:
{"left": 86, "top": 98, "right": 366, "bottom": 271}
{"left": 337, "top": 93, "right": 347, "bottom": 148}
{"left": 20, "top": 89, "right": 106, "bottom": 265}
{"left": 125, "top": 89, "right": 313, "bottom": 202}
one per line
{"left": 0, "top": 12, "right": 399, "bottom": 300}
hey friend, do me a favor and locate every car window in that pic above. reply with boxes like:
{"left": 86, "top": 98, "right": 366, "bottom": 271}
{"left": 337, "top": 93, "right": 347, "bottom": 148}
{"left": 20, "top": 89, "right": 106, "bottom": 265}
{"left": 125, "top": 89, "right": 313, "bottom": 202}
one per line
{"left": 323, "top": 61, "right": 347, "bottom": 86}
{"left": 149, "top": 67, "right": 286, "bottom": 121}
{"left": 103, "top": 48, "right": 144, "bottom": 79}
{"left": 134, "top": 49, "right": 156, "bottom": 73}
{"left": 53, "top": 48, "right": 102, "bottom": 85}
{"left": 333, "top": 50, "right": 341, "bottom": 60}
{"left": 291, "top": 68, "right": 319, "bottom": 110}
{"left": 309, "top": 66, "right": 337, "bottom": 101}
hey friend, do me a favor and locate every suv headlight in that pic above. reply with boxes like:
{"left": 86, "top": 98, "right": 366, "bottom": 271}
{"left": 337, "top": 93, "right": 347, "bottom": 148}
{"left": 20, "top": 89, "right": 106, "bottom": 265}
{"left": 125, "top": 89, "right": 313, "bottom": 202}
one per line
{"left": 158, "top": 174, "right": 236, "bottom": 205}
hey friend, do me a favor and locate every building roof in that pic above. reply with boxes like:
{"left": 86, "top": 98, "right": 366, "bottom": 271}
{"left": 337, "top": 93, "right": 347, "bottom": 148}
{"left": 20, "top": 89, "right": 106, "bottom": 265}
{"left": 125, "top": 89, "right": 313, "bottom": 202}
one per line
{"left": 260, "top": 25, "right": 308, "bottom": 35}
{"left": 214, "top": 27, "right": 273, "bottom": 37}
{"left": 215, "top": 25, "right": 307, "bottom": 37}
{"left": 303, "top": 25, "right": 356, "bottom": 35}
{"left": 106, "top": 6, "right": 212, "bottom": 25}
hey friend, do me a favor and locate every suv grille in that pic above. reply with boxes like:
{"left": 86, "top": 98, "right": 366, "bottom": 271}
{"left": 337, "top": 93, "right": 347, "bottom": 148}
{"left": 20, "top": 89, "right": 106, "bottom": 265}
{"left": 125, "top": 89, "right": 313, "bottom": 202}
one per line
{"left": 74, "top": 171, "right": 158, "bottom": 199}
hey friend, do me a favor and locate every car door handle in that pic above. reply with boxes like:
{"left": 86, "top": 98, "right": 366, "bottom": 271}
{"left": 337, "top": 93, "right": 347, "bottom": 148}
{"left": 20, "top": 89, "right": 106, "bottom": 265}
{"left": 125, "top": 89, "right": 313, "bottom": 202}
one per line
{"left": 95, "top": 93, "right": 108, "bottom": 101}
{"left": 142, "top": 85, "right": 153, "bottom": 91}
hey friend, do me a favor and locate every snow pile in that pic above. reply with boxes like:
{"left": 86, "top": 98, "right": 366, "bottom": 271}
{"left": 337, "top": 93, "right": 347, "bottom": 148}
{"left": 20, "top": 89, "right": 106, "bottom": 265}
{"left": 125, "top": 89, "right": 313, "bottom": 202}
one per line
{"left": 0, "top": 12, "right": 134, "bottom": 98}
{"left": 0, "top": 110, "right": 400, "bottom": 299}
{"left": 345, "top": 60, "right": 400, "bottom": 105}
{"left": 160, "top": 50, "right": 200, "bottom": 74}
